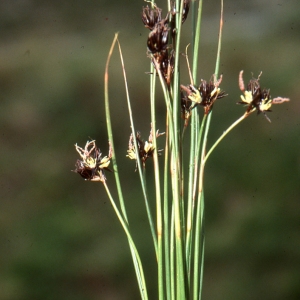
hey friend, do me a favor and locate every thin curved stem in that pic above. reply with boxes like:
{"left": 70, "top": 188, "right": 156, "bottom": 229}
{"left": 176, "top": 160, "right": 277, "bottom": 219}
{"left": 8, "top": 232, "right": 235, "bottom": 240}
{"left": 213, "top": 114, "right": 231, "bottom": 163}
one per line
{"left": 203, "top": 113, "right": 249, "bottom": 165}
{"left": 103, "top": 181, "right": 149, "bottom": 300}
{"left": 116, "top": 37, "right": 158, "bottom": 256}
{"left": 104, "top": 33, "right": 148, "bottom": 300}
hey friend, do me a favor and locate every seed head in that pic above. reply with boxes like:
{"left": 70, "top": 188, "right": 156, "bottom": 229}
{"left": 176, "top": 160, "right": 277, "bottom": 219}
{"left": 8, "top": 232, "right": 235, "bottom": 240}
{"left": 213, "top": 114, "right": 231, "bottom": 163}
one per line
{"left": 237, "top": 71, "right": 290, "bottom": 122}
{"left": 73, "top": 140, "right": 112, "bottom": 182}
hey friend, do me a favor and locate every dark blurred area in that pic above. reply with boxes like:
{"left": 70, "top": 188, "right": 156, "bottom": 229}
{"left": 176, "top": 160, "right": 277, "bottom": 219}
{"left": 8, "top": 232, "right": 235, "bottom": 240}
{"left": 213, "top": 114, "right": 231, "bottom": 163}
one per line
{"left": 0, "top": 0, "right": 299, "bottom": 299}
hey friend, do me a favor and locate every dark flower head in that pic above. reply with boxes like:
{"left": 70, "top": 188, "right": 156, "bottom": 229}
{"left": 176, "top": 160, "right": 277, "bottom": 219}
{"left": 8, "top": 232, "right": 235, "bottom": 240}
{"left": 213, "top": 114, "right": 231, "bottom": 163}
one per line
{"left": 149, "top": 49, "right": 175, "bottom": 88}
{"left": 169, "top": 0, "right": 190, "bottom": 24}
{"left": 127, "top": 127, "right": 164, "bottom": 168}
{"left": 237, "top": 70, "right": 290, "bottom": 122}
{"left": 142, "top": 3, "right": 170, "bottom": 53}
{"left": 180, "top": 74, "right": 227, "bottom": 117}
{"left": 158, "top": 50, "right": 175, "bottom": 87}
{"left": 198, "top": 76, "right": 227, "bottom": 113}
{"left": 182, "top": 0, "right": 191, "bottom": 24}
{"left": 147, "top": 21, "right": 169, "bottom": 53}
{"left": 142, "top": 5, "right": 163, "bottom": 30}
{"left": 73, "top": 140, "right": 112, "bottom": 182}
{"left": 180, "top": 90, "right": 194, "bottom": 126}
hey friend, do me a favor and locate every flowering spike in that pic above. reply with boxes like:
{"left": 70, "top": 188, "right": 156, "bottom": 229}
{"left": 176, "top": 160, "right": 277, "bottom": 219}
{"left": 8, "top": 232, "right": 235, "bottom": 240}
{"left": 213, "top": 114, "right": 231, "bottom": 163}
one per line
{"left": 126, "top": 126, "right": 164, "bottom": 169}
{"left": 142, "top": 5, "right": 163, "bottom": 31}
{"left": 73, "top": 140, "right": 112, "bottom": 182}
{"left": 237, "top": 71, "right": 290, "bottom": 122}
{"left": 180, "top": 74, "right": 227, "bottom": 121}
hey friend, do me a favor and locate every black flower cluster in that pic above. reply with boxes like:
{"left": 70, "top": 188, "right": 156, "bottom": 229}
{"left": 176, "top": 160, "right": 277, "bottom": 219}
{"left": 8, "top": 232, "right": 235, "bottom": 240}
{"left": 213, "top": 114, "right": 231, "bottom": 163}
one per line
{"left": 127, "top": 127, "right": 164, "bottom": 168}
{"left": 73, "top": 140, "right": 112, "bottom": 182}
{"left": 237, "top": 71, "right": 290, "bottom": 122}
{"left": 142, "top": 1, "right": 190, "bottom": 86}
{"left": 181, "top": 75, "right": 227, "bottom": 124}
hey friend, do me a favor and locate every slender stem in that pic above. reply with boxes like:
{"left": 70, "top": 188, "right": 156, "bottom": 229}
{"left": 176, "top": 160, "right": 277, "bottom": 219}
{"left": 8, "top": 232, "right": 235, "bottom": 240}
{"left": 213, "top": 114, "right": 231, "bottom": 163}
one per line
{"left": 186, "top": 0, "right": 203, "bottom": 283}
{"left": 198, "top": 191, "right": 205, "bottom": 299}
{"left": 151, "top": 56, "right": 175, "bottom": 152}
{"left": 192, "top": 190, "right": 204, "bottom": 300}
{"left": 192, "top": 113, "right": 208, "bottom": 300}
{"left": 204, "top": 113, "right": 249, "bottom": 164}
{"left": 170, "top": 205, "right": 175, "bottom": 300}
{"left": 214, "top": 0, "right": 224, "bottom": 78}
{"left": 142, "top": 167, "right": 158, "bottom": 257}
{"left": 150, "top": 69, "right": 164, "bottom": 300}
{"left": 105, "top": 34, "right": 127, "bottom": 219}
{"left": 104, "top": 33, "right": 148, "bottom": 300}
{"left": 193, "top": 115, "right": 207, "bottom": 200}
{"left": 171, "top": 152, "right": 186, "bottom": 300}
{"left": 173, "top": 0, "right": 183, "bottom": 138}
{"left": 116, "top": 38, "right": 158, "bottom": 255}
{"left": 192, "top": 0, "right": 203, "bottom": 82}
{"left": 163, "top": 115, "right": 171, "bottom": 300}
{"left": 173, "top": 2, "right": 187, "bottom": 298}
{"left": 193, "top": 3, "right": 224, "bottom": 299}
{"left": 150, "top": 65, "right": 181, "bottom": 288}
{"left": 103, "top": 181, "right": 148, "bottom": 300}
{"left": 186, "top": 113, "right": 206, "bottom": 278}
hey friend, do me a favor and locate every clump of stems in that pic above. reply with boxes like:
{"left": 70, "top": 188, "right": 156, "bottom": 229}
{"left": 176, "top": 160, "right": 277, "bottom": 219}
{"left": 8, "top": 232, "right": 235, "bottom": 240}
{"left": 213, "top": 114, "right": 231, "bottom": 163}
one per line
{"left": 73, "top": 1, "right": 289, "bottom": 299}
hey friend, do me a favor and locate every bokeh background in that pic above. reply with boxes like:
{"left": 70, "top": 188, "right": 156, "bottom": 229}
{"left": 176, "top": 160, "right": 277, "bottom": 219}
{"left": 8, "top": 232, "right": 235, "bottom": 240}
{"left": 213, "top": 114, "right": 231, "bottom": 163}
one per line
{"left": 1, "top": 0, "right": 299, "bottom": 299}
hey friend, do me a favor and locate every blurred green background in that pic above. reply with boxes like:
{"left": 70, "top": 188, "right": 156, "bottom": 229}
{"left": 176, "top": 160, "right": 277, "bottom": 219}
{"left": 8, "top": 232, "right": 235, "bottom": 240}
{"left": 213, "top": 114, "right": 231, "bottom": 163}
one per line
{"left": 1, "top": 0, "right": 299, "bottom": 299}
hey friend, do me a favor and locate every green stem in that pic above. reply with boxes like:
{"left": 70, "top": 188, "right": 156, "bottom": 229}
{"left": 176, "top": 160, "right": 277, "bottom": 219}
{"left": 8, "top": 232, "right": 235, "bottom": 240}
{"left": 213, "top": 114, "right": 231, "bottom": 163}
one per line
{"left": 204, "top": 113, "right": 249, "bottom": 164}
{"left": 104, "top": 33, "right": 148, "bottom": 300}
{"left": 193, "top": 3, "right": 224, "bottom": 298}
{"left": 192, "top": 112, "right": 208, "bottom": 300}
{"left": 186, "top": 113, "right": 206, "bottom": 278}
{"left": 103, "top": 181, "right": 148, "bottom": 300}
{"left": 163, "top": 115, "right": 171, "bottom": 300}
{"left": 192, "top": 0, "right": 203, "bottom": 81}
{"left": 150, "top": 69, "right": 164, "bottom": 300}
{"left": 171, "top": 152, "right": 186, "bottom": 300}
{"left": 105, "top": 36, "right": 126, "bottom": 220}
{"left": 170, "top": 205, "right": 175, "bottom": 300}
{"left": 185, "top": 0, "right": 204, "bottom": 285}
{"left": 115, "top": 38, "right": 158, "bottom": 256}
{"left": 192, "top": 189, "right": 204, "bottom": 300}
{"left": 142, "top": 167, "right": 158, "bottom": 258}
{"left": 173, "top": 2, "right": 187, "bottom": 298}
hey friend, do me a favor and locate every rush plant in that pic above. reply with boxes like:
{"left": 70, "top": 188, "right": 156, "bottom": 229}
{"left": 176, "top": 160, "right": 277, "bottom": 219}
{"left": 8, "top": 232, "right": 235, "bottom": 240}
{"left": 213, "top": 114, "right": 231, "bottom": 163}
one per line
{"left": 73, "top": 1, "right": 289, "bottom": 299}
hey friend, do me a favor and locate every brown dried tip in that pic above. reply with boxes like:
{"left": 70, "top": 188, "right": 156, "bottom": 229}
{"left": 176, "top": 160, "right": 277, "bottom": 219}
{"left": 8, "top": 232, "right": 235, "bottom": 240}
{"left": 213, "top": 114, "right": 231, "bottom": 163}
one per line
{"left": 272, "top": 97, "right": 290, "bottom": 104}
{"left": 239, "top": 70, "right": 245, "bottom": 92}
